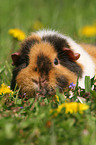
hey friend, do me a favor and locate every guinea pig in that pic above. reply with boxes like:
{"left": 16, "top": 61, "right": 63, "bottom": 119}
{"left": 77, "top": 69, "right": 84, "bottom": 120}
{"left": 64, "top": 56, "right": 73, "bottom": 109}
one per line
{"left": 11, "top": 29, "right": 96, "bottom": 97}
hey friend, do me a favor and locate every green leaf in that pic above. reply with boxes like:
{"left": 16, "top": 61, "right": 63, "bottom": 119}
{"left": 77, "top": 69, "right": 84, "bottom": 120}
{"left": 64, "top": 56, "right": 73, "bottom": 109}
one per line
{"left": 56, "top": 88, "right": 65, "bottom": 103}
{"left": 85, "top": 76, "right": 91, "bottom": 93}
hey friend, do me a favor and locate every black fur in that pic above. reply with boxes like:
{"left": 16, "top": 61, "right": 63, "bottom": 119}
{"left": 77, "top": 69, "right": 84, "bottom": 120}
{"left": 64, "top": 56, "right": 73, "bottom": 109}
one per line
{"left": 56, "top": 75, "right": 68, "bottom": 92}
{"left": 14, "top": 38, "right": 39, "bottom": 67}
{"left": 11, "top": 63, "right": 26, "bottom": 90}
{"left": 42, "top": 35, "right": 82, "bottom": 77}
{"left": 59, "top": 55, "right": 82, "bottom": 77}
{"left": 37, "top": 53, "right": 52, "bottom": 76}
{"left": 42, "top": 35, "right": 70, "bottom": 51}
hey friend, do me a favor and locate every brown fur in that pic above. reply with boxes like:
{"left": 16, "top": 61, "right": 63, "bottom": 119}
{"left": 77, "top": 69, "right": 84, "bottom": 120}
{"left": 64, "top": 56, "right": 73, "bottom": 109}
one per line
{"left": 24, "top": 34, "right": 41, "bottom": 43}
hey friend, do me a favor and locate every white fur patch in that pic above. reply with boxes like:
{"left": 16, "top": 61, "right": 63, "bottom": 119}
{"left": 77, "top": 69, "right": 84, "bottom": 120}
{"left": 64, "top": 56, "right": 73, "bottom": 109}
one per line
{"left": 34, "top": 29, "right": 95, "bottom": 88}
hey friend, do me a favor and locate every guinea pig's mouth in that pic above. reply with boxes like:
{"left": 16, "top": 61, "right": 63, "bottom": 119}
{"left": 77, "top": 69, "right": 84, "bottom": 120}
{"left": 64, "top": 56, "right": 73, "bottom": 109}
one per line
{"left": 36, "top": 87, "right": 56, "bottom": 97}
{"left": 20, "top": 81, "right": 65, "bottom": 98}
{"left": 31, "top": 78, "right": 56, "bottom": 97}
{"left": 21, "top": 85, "right": 64, "bottom": 98}
{"left": 35, "top": 84, "right": 65, "bottom": 97}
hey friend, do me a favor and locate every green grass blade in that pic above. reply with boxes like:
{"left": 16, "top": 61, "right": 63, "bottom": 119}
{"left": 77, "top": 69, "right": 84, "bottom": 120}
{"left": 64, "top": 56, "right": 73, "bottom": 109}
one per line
{"left": 85, "top": 76, "right": 91, "bottom": 93}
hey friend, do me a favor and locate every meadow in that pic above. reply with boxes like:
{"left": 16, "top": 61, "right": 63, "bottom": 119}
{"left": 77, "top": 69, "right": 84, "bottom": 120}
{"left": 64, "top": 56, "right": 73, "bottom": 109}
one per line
{"left": 0, "top": 0, "right": 96, "bottom": 145}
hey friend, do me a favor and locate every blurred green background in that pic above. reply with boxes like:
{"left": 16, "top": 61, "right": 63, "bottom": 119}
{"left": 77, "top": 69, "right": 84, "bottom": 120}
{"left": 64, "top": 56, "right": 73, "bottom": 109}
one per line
{"left": 0, "top": 0, "right": 96, "bottom": 64}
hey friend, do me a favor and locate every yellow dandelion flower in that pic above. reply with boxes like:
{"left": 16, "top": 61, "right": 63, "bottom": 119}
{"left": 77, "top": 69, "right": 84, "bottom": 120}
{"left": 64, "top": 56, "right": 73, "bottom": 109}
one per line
{"left": 33, "top": 20, "right": 43, "bottom": 31}
{"left": 58, "top": 102, "right": 89, "bottom": 114}
{"left": 79, "top": 25, "right": 96, "bottom": 37}
{"left": 0, "top": 83, "right": 13, "bottom": 95}
{"left": 8, "top": 28, "right": 26, "bottom": 41}
{"left": 51, "top": 102, "right": 89, "bottom": 115}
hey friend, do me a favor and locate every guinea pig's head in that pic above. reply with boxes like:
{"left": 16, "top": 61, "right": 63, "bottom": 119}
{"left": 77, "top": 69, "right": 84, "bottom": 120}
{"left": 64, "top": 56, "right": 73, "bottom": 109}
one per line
{"left": 11, "top": 34, "right": 82, "bottom": 97}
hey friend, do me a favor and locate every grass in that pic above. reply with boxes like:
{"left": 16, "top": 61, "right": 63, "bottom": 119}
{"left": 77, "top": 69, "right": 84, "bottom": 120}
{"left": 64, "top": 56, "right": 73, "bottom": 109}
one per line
{"left": 0, "top": 0, "right": 96, "bottom": 145}
{"left": 0, "top": 72, "right": 96, "bottom": 145}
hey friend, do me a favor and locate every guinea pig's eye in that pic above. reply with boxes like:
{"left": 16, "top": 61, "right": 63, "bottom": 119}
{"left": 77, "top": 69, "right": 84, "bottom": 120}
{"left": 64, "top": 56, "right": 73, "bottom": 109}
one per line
{"left": 54, "top": 58, "right": 59, "bottom": 65}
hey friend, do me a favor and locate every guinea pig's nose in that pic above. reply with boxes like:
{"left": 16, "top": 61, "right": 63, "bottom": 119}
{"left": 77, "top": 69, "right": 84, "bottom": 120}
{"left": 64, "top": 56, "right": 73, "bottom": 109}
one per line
{"left": 39, "top": 77, "right": 47, "bottom": 88}
{"left": 32, "top": 77, "right": 47, "bottom": 89}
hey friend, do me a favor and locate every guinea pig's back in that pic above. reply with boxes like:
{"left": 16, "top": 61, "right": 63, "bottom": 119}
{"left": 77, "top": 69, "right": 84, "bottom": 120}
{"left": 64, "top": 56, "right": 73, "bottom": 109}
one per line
{"left": 80, "top": 43, "right": 96, "bottom": 73}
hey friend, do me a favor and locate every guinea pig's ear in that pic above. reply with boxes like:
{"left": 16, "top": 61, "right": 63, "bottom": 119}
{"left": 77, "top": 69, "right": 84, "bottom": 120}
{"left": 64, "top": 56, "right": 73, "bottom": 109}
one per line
{"left": 62, "top": 48, "right": 80, "bottom": 61}
{"left": 11, "top": 52, "right": 21, "bottom": 66}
